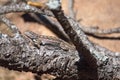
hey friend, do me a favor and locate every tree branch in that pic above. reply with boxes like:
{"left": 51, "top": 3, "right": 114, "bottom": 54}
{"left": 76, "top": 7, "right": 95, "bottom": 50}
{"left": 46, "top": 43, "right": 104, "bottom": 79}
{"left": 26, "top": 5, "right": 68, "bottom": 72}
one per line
{"left": 0, "top": 2, "right": 53, "bottom": 17}
{"left": 27, "top": 13, "right": 70, "bottom": 42}
{"left": 0, "top": 0, "right": 120, "bottom": 79}
{"left": 47, "top": 0, "right": 104, "bottom": 67}
{"left": 82, "top": 26, "right": 120, "bottom": 35}
{"left": 0, "top": 30, "right": 99, "bottom": 80}
{"left": 0, "top": 15, "right": 20, "bottom": 36}
{"left": 68, "top": 0, "right": 76, "bottom": 19}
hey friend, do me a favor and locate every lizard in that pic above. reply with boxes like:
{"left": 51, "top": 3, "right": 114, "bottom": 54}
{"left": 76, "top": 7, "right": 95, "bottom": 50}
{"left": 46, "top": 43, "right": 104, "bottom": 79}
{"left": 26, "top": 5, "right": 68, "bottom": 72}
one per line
{"left": 25, "top": 1, "right": 75, "bottom": 51}
{"left": 24, "top": 31, "right": 75, "bottom": 51}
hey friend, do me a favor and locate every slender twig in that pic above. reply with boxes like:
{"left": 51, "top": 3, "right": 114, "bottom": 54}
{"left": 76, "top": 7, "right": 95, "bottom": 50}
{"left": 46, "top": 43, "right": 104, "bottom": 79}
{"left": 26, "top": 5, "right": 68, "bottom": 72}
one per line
{"left": 29, "top": 13, "right": 70, "bottom": 42}
{"left": 0, "top": 2, "right": 53, "bottom": 16}
{"left": 67, "top": 0, "right": 120, "bottom": 35}
{"left": 1, "top": 2, "right": 119, "bottom": 37}
{"left": 68, "top": 0, "right": 76, "bottom": 19}
{"left": 30, "top": 13, "right": 120, "bottom": 39}
{"left": 67, "top": 17, "right": 120, "bottom": 35}
{"left": 82, "top": 26, "right": 120, "bottom": 35}
{"left": 0, "top": 15, "right": 21, "bottom": 37}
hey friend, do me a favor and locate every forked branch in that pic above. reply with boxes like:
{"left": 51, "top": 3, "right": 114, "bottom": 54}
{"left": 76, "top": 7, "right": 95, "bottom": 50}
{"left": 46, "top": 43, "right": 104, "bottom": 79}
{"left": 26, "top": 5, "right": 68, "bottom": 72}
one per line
{"left": 0, "top": 0, "right": 120, "bottom": 80}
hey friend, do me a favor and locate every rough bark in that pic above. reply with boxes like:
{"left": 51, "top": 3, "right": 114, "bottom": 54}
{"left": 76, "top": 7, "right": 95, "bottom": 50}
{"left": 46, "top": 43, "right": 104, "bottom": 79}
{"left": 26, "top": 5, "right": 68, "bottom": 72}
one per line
{"left": 0, "top": 0, "right": 120, "bottom": 80}
{"left": 0, "top": 30, "right": 120, "bottom": 80}
{"left": 0, "top": 32, "right": 96, "bottom": 80}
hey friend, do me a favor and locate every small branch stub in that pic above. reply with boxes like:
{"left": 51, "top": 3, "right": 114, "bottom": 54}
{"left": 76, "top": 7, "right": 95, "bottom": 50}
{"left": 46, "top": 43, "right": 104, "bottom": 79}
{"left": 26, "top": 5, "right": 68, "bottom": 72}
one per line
{"left": 46, "top": 0, "right": 61, "bottom": 10}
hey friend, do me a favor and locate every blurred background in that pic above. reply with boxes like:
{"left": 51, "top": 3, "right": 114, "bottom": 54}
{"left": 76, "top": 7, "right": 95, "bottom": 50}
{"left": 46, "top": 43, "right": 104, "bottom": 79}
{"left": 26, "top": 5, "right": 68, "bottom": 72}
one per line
{"left": 0, "top": 0, "right": 120, "bottom": 80}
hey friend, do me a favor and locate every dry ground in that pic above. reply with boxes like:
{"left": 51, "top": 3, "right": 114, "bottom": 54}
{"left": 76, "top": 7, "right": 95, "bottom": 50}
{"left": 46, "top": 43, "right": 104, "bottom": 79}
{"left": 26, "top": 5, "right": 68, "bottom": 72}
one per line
{"left": 0, "top": 0, "right": 120, "bottom": 80}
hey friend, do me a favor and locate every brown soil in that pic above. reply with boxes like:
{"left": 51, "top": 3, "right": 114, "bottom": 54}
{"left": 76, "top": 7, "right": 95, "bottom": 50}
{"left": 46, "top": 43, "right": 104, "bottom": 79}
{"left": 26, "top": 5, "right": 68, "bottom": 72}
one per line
{"left": 0, "top": 0, "right": 120, "bottom": 80}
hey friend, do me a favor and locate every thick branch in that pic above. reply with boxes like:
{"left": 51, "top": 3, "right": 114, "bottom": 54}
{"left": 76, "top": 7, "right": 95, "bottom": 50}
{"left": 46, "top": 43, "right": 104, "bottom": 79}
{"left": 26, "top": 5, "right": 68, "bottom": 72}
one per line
{"left": 0, "top": 32, "right": 100, "bottom": 80}
{"left": 47, "top": 0, "right": 105, "bottom": 68}
{"left": 0, "top": 31, "right": 119, "bottom": 79}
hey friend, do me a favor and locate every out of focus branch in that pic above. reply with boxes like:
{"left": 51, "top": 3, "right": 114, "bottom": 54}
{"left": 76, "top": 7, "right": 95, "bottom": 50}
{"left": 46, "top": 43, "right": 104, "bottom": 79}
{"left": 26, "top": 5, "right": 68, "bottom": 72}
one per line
{"left": 82, "top": 26, "right": 120, "bottom": 35}
{"left": 68, "top": 0, "right": 76, "bottom": 19}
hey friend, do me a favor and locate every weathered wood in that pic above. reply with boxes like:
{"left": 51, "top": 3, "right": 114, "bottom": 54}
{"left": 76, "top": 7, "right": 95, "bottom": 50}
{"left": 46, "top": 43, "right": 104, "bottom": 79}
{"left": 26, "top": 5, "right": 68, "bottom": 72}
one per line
{"left": 0, "top": 0, "right": 120, "bottom": 79}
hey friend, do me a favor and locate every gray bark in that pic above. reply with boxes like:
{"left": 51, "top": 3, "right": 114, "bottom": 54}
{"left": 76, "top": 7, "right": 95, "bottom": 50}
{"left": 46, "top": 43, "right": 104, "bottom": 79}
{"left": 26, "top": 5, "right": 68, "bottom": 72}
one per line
{"left": 0, "top": 0, "right": 120, "bottom": 80}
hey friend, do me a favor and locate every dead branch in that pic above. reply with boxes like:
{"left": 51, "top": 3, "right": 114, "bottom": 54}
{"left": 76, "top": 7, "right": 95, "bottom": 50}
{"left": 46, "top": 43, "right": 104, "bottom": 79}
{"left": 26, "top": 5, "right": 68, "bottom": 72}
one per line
{"left": 27, "top": 13, "right": 70, "bottom": 42}
{"left": 28, "top": 13, "right": 120, "bottom": 41}
{"left": 82, "top": 26, "right": 120, "bottom": 35}
{"left": 0, "top": 16, "right": 96, "bottom": 79}
{"left": 0, "top": 0, "right": 120, "bottom": 80}
{"left": 0, "top": 2, "right": 52, "bottom": 16}
{"left": 67, "top": 0, "right": 120, "bottom": 35}
{"left": 0, "top": 32, "right": 82, "bottom": 80}
{"left": 46, "top": 0, "right": 120, "bottom": 79}
{"left": 49, "top": 0, "right": 101, "bottom": 67}
{"left": 0, "top": 15, "right": 20, "bottom": 35}
{"left": 68, "top": 0, "right": 76, "bottom": 19}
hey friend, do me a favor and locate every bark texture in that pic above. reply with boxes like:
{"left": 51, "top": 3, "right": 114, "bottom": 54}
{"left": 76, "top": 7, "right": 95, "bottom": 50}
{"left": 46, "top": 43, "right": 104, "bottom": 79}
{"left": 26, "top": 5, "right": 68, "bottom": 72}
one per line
{"left": 0, "top": 0, "right": 120, "bottom": 80}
